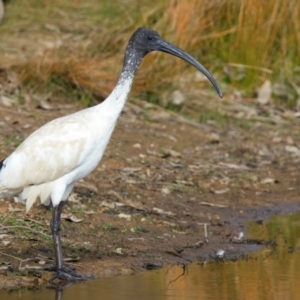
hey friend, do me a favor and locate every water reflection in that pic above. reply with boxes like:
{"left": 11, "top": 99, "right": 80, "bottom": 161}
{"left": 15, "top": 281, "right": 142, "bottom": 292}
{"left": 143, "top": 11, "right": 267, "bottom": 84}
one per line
{"left": 2, "top": 212, "right": 300, "bottom": 300}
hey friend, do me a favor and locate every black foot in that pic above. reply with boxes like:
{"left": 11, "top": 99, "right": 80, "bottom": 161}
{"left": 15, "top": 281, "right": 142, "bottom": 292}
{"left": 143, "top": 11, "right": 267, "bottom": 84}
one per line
{"left": 49, "top": 267, "right": 97, "bottom": 283}
{"left": 43, "top": 265, "right": 75, "bottom": 273}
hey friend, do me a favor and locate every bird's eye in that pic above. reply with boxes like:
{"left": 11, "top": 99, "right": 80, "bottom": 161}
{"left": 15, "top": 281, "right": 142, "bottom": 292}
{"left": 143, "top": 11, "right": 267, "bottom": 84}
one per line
{"left": 147, "top": 35, "right": 153, "bottom": 41}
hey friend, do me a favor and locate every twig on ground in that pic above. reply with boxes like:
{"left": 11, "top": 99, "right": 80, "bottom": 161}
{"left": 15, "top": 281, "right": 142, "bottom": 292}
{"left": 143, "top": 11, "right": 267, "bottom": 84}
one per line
{"left": 199, "top": 201, "right": 227, "bottom": 208}
{"left": 0, "top": 225, "right": 50, "bottom": 238}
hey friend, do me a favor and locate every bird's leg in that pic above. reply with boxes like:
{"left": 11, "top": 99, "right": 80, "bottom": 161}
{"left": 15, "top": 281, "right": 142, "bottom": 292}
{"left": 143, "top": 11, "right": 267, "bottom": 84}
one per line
{"left": 47, "top": 201, "right": 96, "bottom": 283}
{"left": 51, "top": 201, "right": 64, "bottom": 270}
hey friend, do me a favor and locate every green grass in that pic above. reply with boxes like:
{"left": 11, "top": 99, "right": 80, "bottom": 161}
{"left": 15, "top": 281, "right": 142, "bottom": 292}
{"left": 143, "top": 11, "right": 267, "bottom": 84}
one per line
{"left": 2, "top": 137, "right": 22, "bottom": 148}
{"left": 70, "top": 207, "right": 85, "bottom": 216}
{"left": 47, "top": 73, "right": 93, "bottom": 105}
{"left": 130, "top": 226, "right": 142, "bottom": 234}
{"left": 0, "top": 215, "right": 50, "bottom": 240}
{"left": 102, "top": 224, "right": 112, "bottom": 231}
{"left": 198, "top": 109, "right": 255, "bottom": 129}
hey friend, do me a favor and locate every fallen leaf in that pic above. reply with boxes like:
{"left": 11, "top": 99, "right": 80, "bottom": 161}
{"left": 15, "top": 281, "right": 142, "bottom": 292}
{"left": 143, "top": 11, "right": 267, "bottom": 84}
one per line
{"left": 69, "top": 215, "right": 83, "bottom": 223}
{"left": 161, "top": 187, "right": 171, "bottom": 195}
{"left": 23, "top": 124, "right": 32, "bottom": 129}
{"left": 219, "top": 162, "right": 249, "bottom": 170}
{"left": 75, "top": 181, "right": 98, "bottom": 194}
{"left": 170, "top": 150, "right": 181, "bottom": 158}
{"left": 0, "top": 234, "right": 10, "bottom": 239}
{"left": 38, "top": 98, "right": 53, "bottom": 110}
{"left": 2, "top": 241, "right": 11, "bottom": 246}
{"left": 285, "top": 145, "right": 300, "bottom": 156}
{"left": 128, "top": 237, "right": 145, "bottom": 241}
{"left": 175, "top": 180, "right": 194, "bottom": 186}
{"left": 199, "top": 202, "right": 227, "bottom": 208}
{"left": 161, "top": 149, "right": 181, "bottom": 158}
{"left": 162, "top": 221, "right": 176, "bottom": 227}
{"left": 8, "top": 204, "right": 24, "bottom": 212}
{"left": 100, "top": 201, "right": 116, "bottom": 209}
{"left": 114, "top": 248, "right": 124, "bottom": 255}
{"left": 122, "top": 167, "right": 142, "bottom": 173}
{"left": 153, "top": 207, "right": 176, "bottom": 216}
{"left": 84, "top": 210, "right": 96, "bottom": 215}
{"left": 118, "top": 213, "right": 131, "bottom": 220}
{"left": 211, "top": 188, "right": 230, "bottom": 195}
{"left": 285, "top": 136, "right": 294, "bottom": 145}
{"left": 171, "top": 229, "right": 186, "bottom": 235}
{"left": 100, "top": 201, "right": 125, "bottom": 209}
{"left": 261, "top": 178, "right": 276, "bottom": 184}
{"left": 123, "top": 199, "right": 147, "bottom": 211}
{"left": 1, "top": 95, "right": 16, "bottom": 107}
{"left": 64, "top": 256, "right": 80, "bottom": 262}
{"left": 68, "top": 193, "right": 81, "bottom": 203}
{"left": 282, "top": 110, "right": 298, "bottom": 119}
{"left": 61, "top": 214, "right": 83, "bottom": 223}
{"left": 132, "top": 143, "right": 142, "bottom": 149}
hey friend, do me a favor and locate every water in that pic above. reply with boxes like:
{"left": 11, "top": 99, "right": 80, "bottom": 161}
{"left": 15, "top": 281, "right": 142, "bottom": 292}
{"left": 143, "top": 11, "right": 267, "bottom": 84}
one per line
{"left": 2, "top": 212, "right": 300, "bottom": 300}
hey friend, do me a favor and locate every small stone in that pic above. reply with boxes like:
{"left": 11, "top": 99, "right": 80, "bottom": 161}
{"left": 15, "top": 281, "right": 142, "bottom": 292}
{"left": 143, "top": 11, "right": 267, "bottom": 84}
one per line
{"left": 272, "top": 137, "right": 282, "bottom": 143}
{"left": 216, "top": 249, "right": 225, "bottom": 258}
{"left": 133, "top": 143, "right": 141, "bottom": 149}
{"left": 285, "top": 145, "right": 300, "bottom": 156}
{"left": 161, "top": 187, "right": 171, "bottom": 195}
{"left": 209, "top": 133, "right": 220, "bottom": 144}
{"left": 169, "top": 150, "right": 181, "bottom": 158}
{"left": 261, "top": 178, "right": 275, "bottom": 184}
{"left": 172, "top": 90, "right": 185, "bottom": 105}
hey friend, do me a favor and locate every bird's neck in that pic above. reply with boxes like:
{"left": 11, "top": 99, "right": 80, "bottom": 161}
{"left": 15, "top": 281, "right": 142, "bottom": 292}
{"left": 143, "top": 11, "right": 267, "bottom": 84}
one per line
{"left": 103, "top": 48, "right": 144, "bottom": 115}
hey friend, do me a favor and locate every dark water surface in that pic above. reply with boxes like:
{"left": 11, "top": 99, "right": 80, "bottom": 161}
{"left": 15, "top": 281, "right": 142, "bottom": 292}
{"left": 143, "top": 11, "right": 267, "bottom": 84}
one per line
{"left": 1, "top": 212, "right": 300, "bottom": 300}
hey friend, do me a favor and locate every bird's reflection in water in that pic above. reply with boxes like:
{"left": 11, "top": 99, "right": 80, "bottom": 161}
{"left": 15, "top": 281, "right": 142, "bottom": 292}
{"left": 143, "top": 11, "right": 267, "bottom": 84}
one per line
{"left": 48, "top": 280, "right": 82, "bottom": 300}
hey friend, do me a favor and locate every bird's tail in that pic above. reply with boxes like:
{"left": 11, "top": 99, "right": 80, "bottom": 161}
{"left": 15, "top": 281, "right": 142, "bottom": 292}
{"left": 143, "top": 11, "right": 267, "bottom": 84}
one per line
{"left": 22, "top": 183, "right": 53, "bottom": 212}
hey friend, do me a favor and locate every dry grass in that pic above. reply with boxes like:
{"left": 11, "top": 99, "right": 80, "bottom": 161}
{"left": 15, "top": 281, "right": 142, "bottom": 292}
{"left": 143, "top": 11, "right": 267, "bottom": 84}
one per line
{"left": 0, "top": 0, "right": 299, "bottom": 105}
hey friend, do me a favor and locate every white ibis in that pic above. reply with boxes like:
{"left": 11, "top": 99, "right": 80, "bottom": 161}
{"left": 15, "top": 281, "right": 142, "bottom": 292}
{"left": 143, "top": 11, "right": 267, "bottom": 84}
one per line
{"left": 0, "top": 27, "right": 222, "bottom": 282}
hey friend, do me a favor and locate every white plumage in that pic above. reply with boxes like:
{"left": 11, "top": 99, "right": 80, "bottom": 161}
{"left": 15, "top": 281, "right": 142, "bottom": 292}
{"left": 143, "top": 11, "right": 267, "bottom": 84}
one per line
{"left": 0, "top": 78, "right": 132, "bottom": 212}
{"left": 0, "top": 27, "right": 222, "bottom": 282}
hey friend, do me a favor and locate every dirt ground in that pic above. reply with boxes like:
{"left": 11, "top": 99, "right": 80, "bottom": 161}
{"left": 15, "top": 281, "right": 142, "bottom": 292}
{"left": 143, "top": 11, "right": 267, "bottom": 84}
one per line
{"left": 1, "top": 90, "right": 300, "bottom": 289}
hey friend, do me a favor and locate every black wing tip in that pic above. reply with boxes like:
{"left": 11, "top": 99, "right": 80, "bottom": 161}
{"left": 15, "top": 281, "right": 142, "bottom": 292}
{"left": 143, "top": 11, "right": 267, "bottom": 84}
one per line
{"left": 0, "top": 158, "right": 6, "bottom": 170}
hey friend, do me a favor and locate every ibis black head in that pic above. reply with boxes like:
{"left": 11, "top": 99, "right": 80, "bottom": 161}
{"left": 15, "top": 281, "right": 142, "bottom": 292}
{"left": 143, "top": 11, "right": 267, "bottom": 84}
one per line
{"left": 124, "top": 27, "right": 223, "bottom": 98}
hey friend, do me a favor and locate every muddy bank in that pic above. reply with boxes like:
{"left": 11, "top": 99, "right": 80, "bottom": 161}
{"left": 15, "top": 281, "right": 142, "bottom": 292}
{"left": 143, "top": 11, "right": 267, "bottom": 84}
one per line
{"left": 1, "top": 200, "right": 299, "bottom": 289}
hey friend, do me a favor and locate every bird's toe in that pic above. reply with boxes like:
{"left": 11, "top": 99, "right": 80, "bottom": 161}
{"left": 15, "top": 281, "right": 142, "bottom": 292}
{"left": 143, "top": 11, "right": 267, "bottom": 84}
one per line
{"left": 49, "top": 267, "right": 97, "bottom": 283}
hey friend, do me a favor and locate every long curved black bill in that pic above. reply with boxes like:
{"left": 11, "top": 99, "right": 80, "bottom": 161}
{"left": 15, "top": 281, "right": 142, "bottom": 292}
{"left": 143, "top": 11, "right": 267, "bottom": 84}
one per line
{"left": 156, "top": 39, "right": 223, "bottom": 98}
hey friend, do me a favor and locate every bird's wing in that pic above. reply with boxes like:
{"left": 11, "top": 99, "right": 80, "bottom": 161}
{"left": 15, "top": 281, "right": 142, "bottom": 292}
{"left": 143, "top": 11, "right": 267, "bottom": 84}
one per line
{"left": 0, "top": 116, "right": 93, "bottom": 190}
